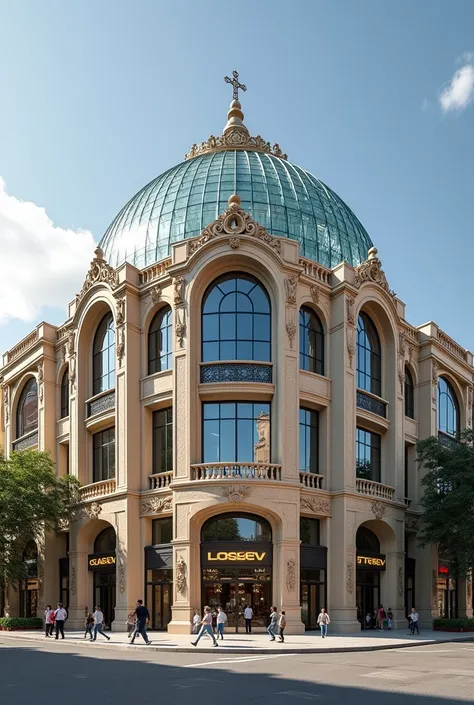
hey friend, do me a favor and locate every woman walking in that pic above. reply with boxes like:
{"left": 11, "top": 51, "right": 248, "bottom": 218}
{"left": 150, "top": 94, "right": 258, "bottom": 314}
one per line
{"left": 317, "top": 607, "right": 330, "bottom": 638}
{"left": 278, "top": 610, "right": 286, "bottom": 643}
{"left": 44, "top": 605, "right": 54, "bottom": 637}
{"left": 84, "top": 609, "right": 94, "bottom": 640}
{"left": 216, "top": 606, "right": 227, "bottom": 640}
{"left": 91, "top": 605, "right": 111, "bottom": 642}
{"left": 191, "top": 606, "right": 218, "bottom": 647}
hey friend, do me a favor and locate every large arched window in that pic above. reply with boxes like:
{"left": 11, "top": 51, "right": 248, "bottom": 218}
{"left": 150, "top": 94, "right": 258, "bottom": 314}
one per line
{"left": 438, "top": 376, "right": 460, "bottom": 438}
{"left": 94, "top": 527, "right": 116, "bottom": 553}
{"left": 202, "top": 273, "right": 271, "bottom": 362}
{"left": 201, "top": 513, "right": 272, "bottom": 542}
{"left": 299, "top": 306, "right": 324, "bottom": 375}
{"left": 93, "top": 312, "right": 115, "bottom": 395}
{"left": 22, "top": 541, "right": 38, "bottom": 577}
{"left": 60, "top": 369, "right": 69, "bottom": 419}
{"left": 405, "top": 367, "right": 414, "bottom": 419}
{"left": 356, "top": 526, "right": 380, "bottom": 553}
{"left": 16, "top": 378, "right": 38, "bottom": 438}
{"left": 357, "top": 313, "right": 381, "bottom": 397}
{"left": 148, "top": 306, "right": 172, "bottom": 374}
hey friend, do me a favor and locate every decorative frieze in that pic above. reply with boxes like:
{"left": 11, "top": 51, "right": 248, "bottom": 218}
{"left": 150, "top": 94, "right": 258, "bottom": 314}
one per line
{"left": 219, "top": 485, "right": 251, "bottom": 503}
{"left": 200, "top": 362, "right": 272, "bottom": 385}
{"left": 87, "top": 391, "right": 115, "bottom": 418}
{"left": 356, "top": 390, "right": 387, "bottom": 418}
{"left": 176, "top": 557, "right": 187, "bottom": 595}
{"left": 141, "top": 496, "right": 173, "bottom": 515}
{"left": 286, "top": 559, "right": 296, "bottom": 592}
{"left": 347, "top": 561, "right": 354, "bottom": 595}
{"left": 371, "top": 500, "right": 386, "bottom": 520}
{"left": 300, "top": 495, "right": 330, "bottom": 515}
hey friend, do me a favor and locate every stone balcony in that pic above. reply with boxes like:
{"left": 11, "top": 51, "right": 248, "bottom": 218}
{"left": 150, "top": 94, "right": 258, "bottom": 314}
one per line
{"left": 356, "top": 478, "right": 395, "bottom": 501}
{"left": 299, "top": 471, "right": 324, "bottom": 489}
{"left": 148, "top": 470, "right": 173, "bottom": 490}
{"left": 190, "top": 462, "right": 282, "bottom": 482}
{"left": 78, "top": 478, "right": 116, "bottom": 502}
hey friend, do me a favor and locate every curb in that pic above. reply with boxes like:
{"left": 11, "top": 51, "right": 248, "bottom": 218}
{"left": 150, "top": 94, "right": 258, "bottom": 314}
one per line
{"left": 2, "top": 632, "right": 473, "bottom": 655}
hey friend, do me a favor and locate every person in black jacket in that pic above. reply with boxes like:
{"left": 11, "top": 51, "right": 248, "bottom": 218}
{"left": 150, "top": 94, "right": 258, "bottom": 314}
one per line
{"left": 130, "top": 599, "right": 152, "bottom": 645}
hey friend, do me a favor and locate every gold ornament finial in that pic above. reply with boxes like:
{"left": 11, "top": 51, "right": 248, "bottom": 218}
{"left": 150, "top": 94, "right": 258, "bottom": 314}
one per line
{"left": 224, "top": 70, "right": 247, "bottom": 101}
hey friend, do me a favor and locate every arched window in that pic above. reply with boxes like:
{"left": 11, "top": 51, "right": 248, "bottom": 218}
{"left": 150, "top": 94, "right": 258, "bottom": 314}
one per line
{"left": 357, "top": 313, "right": 381, "bottom": 397}
{"left": 356, "top": 526, "right": 380, "bottom": 553}
{"left": 16, "top": 378, "right": 38, "bottom": 438}
{"left": 437, "top": 377, "right": 460, "bottom": 438}
{"left": 93, "top": 312, "right": 115, "bottom": 395}
{"left": 94, "top": 527, "right": 116, "bottom": 553}
{"left": 202, "top": 273, "right": 271, "bottom": 362}
{"left": 405, "top": 367, "right": 414, "bottom": 419}
{"left": 148, "top": 306, "right": 172, "bottom": 374}
{"left": 22, "top": 541, "right": 38, "bottom": 578}
{"left": 60, "top": 369, "right": 69, "bottom": 419}
{"left": 299, "top": 306, "right": 324, "bottom": 375}
{"left": 201, "top": 513, "right": 272, "bottom": 542}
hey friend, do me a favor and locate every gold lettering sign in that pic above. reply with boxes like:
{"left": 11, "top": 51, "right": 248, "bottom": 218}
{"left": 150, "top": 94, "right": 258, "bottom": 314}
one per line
{"left": 207, "top": 551, "right": 266, "bottom": 562}
{"left": 89, "top": 556, "right": 116, "bottom": 568}
{"left": 357, "top": 555, "right": 386, "bottom": 568}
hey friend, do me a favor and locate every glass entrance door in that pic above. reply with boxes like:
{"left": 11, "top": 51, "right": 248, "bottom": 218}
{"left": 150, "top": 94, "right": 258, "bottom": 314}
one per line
{"left": 356, "top": 571, "right": 380, "bottom": 628}
{"left": 202, "top": 570, "right": 272, "bottom": 633}
{"left": 151, "top": 583, "right": 172, "bottom": 630}
{"left": 301, "top": 583, "right": 320, "bottom": 630}
{"left": 93, "top": 571, "right": 116, "bottom": 629}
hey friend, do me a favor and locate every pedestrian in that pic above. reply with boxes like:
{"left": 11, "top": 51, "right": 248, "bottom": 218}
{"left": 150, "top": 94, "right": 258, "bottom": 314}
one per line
{"left": 216, "top": 606, "right": 227, "bottom": 640}
{"left": 267, "top": 606, "right": 278, "bottom": 641}
{"left": 130, "top": 599, "right": 151, "bottom": 645}
{"left": 376, "top": 604, "right": 385, "bottom": 631}
{"left": 278, "top": 610, "right": 286, "bottom": 643}
{"left": 44, "top": 605, "right": 54, "bottom": 637}
{"left": 54, "top": 602, "right": 67, "bottom": 640}
{"left": 92, "top": 605, "right": 111, "bottom": 641}
{"left": 317, "top": 607, "right": 330, "bottom": 638}
{"left": 387, "top": 608, "right": 393, "bottom": 631}
{"left": 191, "top": 606, "right": 218, "bottom": 647}
{"left": 192, "top": 609, "right": 201, "bottom": 634}
{"left": 410, "top": 607, "right": 420, "bottom": 635}
{"left": 365, "top": 612, "right": 372, "bottom": 630}
{"left": 126, "top": 610, "right": 136, "bottom": 638}
{"left": 244, "top": 604, "right": 253, "bottom": 634}
{"left": 84, "top": 609, "right": 94, "bottom": 640}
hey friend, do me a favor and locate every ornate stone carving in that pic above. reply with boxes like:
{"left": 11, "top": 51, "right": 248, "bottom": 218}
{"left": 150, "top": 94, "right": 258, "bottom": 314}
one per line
{"left": 354, "top": 247, "right": 395, "bottom": 297}
{"left": 118, "top": 562, "right": 126, "bottom": 594}
{"left": 371, "top": 500, "right": 386, "bottom": 520}
{"left": 176, "top": 557, "right": 186, "bottom": 595}
{"left": 189, "top": 195, "right": 281, "bottom": 255}
{"left": 310, "top": 285, "right": 320, "bottom": 304}
{"left": 469, "top": 385, "right": 474, "bottom": 412}
{"left": 116, "top": 326, "right": 125, "bottom": 366}
{"left": 300, "top": 496, "right": 330, "bottom": 515}
{"left": 347, "top": 561, "right": 354, "bottom": 595}
{"left": 85, "top": 502, "right": 102, "bottom": 520}
{"left": 286, "top": 321, "right": 297, "bottom": 349}
{"left": 69, "top": 355, "right": 76, "bottom": 394}
{"left": 398, "top": 360, "right": 405, "bottom": 395}
{"left": 150, "top": 285, "right": 161, "bottom": 304}
{"left": 405, "top": 516, "right": 419, "bottom": 532}
{"left": 116, "top": 297, "right": 125, "bottom": 326}
{"left": 76, "top": 247, "right": 118, "bottom": 303}
{"left": 70, "top": 558, "right": 76, "bottom": 596}
{"left": 468, "top": 576, "right": 472, "bottom": 599}
{"left": 346, "top": 327, "right": 355, "bottom": 368}
{"left": 37, "top": 361, "right": 44, "bottom": 402}
{"left": 141, "top": 495, "right": 173, "bottom": 515}
{"left": 346, "top": 295, "right": 356, "bottom": 326}
{"left": 220, "top": 485, "right": 251, "bottom": 503}
{"left": 286, "top": 558, "right": 296, "bottom": 592}
{"left": 284, "top": 275, "right": 297, "bottom": 305}
{"left": 67, "top": 330, "right": 75, "bottom": 357}
{"left": 175, "top": 308, "right": 186, "bottom": 348}
{"left": 432, "top": 360, "right": 439, "bottom": 402}
{"left": 398, "top": 566, "right": 404, "bottom": 596}
{"left": 229, "top": 237, "right": 240, "bottom": 249}
{"left": 399, "top": 333, "right": 407, "bottom": 359}
{"left": 185, "top": 132, "right": 287, "bottom": 162}
{"left": 173, "top": 276, "right": 185, "bottom": 306}
{"left": 2, "top": 385, "right": 9, "bottom": 423}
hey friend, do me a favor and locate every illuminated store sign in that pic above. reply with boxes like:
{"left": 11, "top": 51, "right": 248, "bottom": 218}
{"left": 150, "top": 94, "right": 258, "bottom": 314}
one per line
{"left": 438, "top": 565, "right": 449, "bottom": 575}
{"left": 88, "top": 554, "right": 116, "bottom": 570}
{"left": 207, "top": 551, "right": 266, "bottom": 562}
{"left": 357, "top": 553, "right": 386, "bottom": 570}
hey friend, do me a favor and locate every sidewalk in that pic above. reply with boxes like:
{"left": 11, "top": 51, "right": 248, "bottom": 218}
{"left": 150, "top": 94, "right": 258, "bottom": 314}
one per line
{"left": 1, "top": 628, "right": 473, "bottom": 654}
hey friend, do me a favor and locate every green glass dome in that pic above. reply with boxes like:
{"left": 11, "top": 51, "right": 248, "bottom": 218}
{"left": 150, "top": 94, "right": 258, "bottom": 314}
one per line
{"left": 100, "top": 150, "right": 373, "bottom": 270}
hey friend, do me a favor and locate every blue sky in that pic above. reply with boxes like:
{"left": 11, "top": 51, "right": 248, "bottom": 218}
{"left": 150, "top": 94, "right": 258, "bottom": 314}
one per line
{"left": 0, "top": 0, "right": 473, "bottom": 354}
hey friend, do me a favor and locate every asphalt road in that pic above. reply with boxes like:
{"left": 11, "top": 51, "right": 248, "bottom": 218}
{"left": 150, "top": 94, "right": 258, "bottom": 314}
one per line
{"left": 1, "top": 637, "right": 474, "bottom": 704}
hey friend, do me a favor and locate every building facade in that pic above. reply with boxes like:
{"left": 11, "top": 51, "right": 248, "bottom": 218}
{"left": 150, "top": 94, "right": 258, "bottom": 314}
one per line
{"left": 1, "top": 84, "right": 473, "bottom": 633}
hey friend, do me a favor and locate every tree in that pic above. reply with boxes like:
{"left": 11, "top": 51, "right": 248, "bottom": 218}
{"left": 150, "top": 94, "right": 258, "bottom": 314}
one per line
{"left": 0, "top": 450, "right": 79, "bottom": 587}
{"left": 416, "top": 429, "right": 474, "bottom": 579}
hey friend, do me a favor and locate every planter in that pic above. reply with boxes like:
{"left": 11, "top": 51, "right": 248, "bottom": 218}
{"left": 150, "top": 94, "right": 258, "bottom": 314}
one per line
{"left": 0, "top": 626, "right": 41, "bottom": 631}
{"left": 433, "top": 626, "right": 474, "bottom": 632}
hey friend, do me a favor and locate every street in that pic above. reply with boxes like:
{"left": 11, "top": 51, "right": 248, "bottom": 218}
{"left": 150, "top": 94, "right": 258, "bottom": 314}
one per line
{"left": 1, "top": 637, "right": 474, "bottom": 704}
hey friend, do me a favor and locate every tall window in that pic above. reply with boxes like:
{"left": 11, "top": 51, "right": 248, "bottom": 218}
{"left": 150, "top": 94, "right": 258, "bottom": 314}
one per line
{"left": 299, "top": 307, "right": 324, "bottom": 375}
{"left": 93, "top": 312, "right": 115, "bottom": 395}
{"left": 94, "top": 527, "right": 116, "bottom": 553}
{"left": 16, "top": 378, "right": 38, "bottom": 438}
{"left": 405, "top": 367, "right": 414, "bottom": 419}
{"left": 60, "top": 369, "right": 69, "bottom": 419}
{"left": 203, "top": 402, "right": 271, "bottom": 463}
{"left": 299, "top": 407, "right": 319, "bottom": 474}
{"left": 356, "top": 427, "right": 381, "bottom": 482}
{"left": 153, "top": 408, "right": 173, "bottom": 474}
{"left": 202, "top": 273, "right": 271, "bottom": 362}
{"left": 300, "top": 517, "right": 321, "bottom": 545}
{"left": 437, "top": 377, "right": 459, "bottom": 438}
{"left": 93, "top": 427, "right": 115, "bottom": 482}
{"left": 357, "top": 313, "right": 381, "bottom": 396}
{"left": 148, "top": 306, "right": 172, "bottom": 374}
{"left": 152, "top": 518, "right": 173, "bottom": 545}
{"left": 202, "top": 514, "right": 272, "bottom": 542}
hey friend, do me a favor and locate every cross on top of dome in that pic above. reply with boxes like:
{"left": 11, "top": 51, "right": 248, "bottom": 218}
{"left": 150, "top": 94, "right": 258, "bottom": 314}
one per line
{"left": 224, "top": 70, "right": 247, "bottom": 101}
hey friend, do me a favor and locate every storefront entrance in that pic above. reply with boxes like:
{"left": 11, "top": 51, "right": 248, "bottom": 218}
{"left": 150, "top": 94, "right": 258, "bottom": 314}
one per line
{"left": 19, "top": 541, "right": 39, "bottom": 618}
{"left": 356, "top": 527, "right": 385, "bottom": 629}
{"left": 201, "top": 514, "right": 273, "bottom": 633}
{"left": 89, "top": 527, "right": 117, "bottom": 629}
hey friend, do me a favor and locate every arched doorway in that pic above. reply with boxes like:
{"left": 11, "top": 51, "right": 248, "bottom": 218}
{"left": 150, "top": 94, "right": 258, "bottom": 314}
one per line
{"left": 19, "top": 541, "right": 38, "bottom": 618}
{"left": 201, "top": 513, "right": 272, "bottom": 633}
{"left": 356, "top": 526, "right": 385, "bottom": 629}
{"left": 89, "top": 527, "right": 116, "bottom": 629}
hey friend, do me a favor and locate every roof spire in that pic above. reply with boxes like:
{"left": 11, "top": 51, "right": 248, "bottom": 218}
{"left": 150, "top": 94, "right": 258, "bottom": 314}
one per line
{"left": 224, "top": 70, "right": 247, "bottom": 101}
{"left": 223, "top": 70, "right": 249, "bottom": 136}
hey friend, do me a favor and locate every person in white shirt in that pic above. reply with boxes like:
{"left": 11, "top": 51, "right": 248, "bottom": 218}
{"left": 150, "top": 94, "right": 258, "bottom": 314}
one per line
{"left": 54, "top": 603, "right": 67, "bottom": 640}
{"left": 244, "top": 605, "right": 253, "bottom": 634}
{"left": 317, "top": 608, "right": 330, "bottom": 638}
{"left": 410, "top": 607, "right": 420, "bottom": 635}
{"left": 44, "top": 605, "right": 53, "bottom": 637}
{"left": 216, "top": 606, "right": 227, "bottom": 640}
{"left": 92, "top": 605, "right": 111, "bottom": 642}
{"left": 191, "top": 606, "right": 218, "bottom": 647}
{"left": 192, "top": 609, "right": 201, "bottom": 634}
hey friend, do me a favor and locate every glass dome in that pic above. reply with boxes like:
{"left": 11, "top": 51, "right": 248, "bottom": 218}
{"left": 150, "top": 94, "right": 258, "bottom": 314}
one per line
{"left": 100, "top": 150, "right": 373, "bottom": 270}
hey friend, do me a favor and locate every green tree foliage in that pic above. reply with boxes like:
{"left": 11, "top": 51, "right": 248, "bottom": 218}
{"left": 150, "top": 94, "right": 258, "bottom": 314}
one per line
{"left": 0, "top": 450, "right": 79, "bottom": 586}
{"left": 417, "top": 430, "right": 474, "bottom": 579}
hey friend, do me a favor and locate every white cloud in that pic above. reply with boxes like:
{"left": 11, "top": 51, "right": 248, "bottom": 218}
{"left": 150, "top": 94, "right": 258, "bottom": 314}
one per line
{"left": 439, "top": 62, "right": 474, "bottom": 113}
{"left": 0, "top": 178, "right": 95, "bottom": 325}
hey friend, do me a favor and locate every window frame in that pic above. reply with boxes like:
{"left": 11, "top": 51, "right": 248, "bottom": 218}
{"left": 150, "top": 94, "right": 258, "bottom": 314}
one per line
{"left": 92, "top": 312, "right": 115, "bottom": 396}
{"left": 92, "top": 426, "right": 116, "bottom": 483}
{"left": 152, "top": 407, "right": 173, "bottom": 474}
{"left": 356, "top": 426, "right": 381, "bottom": 483}
{"left": 299, "top": 406, "right": 319, "bottom": 474}
{"left": 60, "top": 369, "right": 69, "bottom": 419}
{"left": 356, "top": 312, "right": 382, "bottom": 397}
{"left": 437, "top": 376, "right": 460, "bottom": 438}
{"left": 299, "top": 306, "right": 324, "bottom": 375}
{"left": 16, "top": 378, "right": 38, "bottom": 439}
{"left": 148, "top": 306, "right": 172, "bottom": 375}
{"left": 404, "top": 366, "right": 415, "bottom": 419}
{"left": 202, "top": 401, "right": 271, "bottom": 463}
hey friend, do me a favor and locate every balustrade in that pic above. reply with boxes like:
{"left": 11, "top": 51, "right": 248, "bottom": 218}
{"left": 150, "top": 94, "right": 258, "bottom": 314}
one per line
{"left": 79, "top": 478, "right": 116, "bottom": 501}
{"left": 149, "top": 471, "right": 173, "bottom": 490}
{"left": 190, "top": 462, "right": 282, "bottom": 481}
{"left": 356, "top": 478, "right": 395, "bottom": 501}
{"left": 299, "top": 472, "right": 324, "bottom": 489}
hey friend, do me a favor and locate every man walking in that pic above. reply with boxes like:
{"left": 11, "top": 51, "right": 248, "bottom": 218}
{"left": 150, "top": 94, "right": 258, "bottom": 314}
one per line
{"left": 410, "top": 607, "right": 420, "bottom": 635}
{"left": 244, "top": 604, "right": 253, "bottom": 634}
{"left": 130, "top": 599, "right": 152, "bottom": 645}
{"left": 92, "top": 605, "right": 111, "bottom": 642}
{"left": 216, "top": 606, "right": 227, "bottom": 640}
{"left": 267, "top": 606, "right": 278, "bottom": 641}
{"left": 191, "top": 606, "right": 218, "bottom": 647}
{"left": 54, "top": 603, "right": 67, "bottom": 640}
{"left": 317, "top": 607, "right": 330, "bottom": 638}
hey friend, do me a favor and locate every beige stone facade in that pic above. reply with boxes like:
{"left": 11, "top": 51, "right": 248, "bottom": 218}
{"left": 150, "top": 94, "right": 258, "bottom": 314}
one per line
{"left": 1, "top": 122, "right": 473, "bottom": 634}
